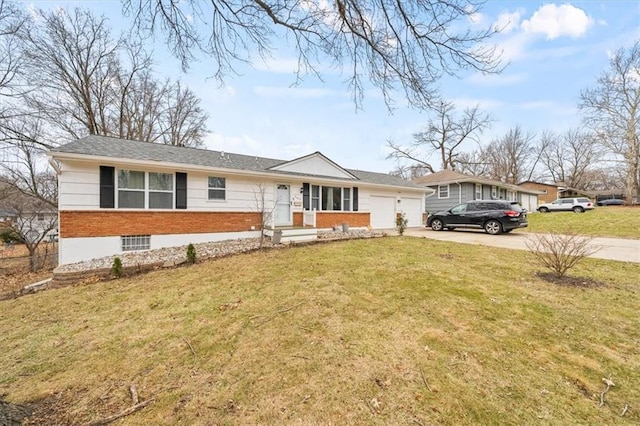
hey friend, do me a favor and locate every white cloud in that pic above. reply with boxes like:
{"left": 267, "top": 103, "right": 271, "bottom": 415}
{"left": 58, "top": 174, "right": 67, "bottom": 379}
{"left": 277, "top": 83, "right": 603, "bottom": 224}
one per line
{"left": 521, "top": 4, "right": 593, "bottom": 40}
{"left": 253, "top": 86, "right": 344, "bottom": 99}
{"left": 494, "top": 11, "right": 522, "bottom": 34}
{"left": 467, "top": 72, "right": 528, "bottom": 86}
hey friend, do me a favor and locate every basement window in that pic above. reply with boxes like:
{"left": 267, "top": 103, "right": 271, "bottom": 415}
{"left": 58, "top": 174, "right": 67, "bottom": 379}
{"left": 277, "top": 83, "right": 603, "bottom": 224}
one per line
{"left": 121, "top": 235, "right": 151, "bottom": 251}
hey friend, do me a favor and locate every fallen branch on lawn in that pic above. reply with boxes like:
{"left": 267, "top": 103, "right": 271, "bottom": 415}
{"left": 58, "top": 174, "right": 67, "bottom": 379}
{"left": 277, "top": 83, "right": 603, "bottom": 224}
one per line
{"left": 129, "top": 384, "right": 139, "bottom": 405}
{"left": 419, "top": 367, "right": 432, "bottom": 392}
{"left": 599, "top": 376, "right": 615, "bottom": 407}
{"left": 184, "top": 338, "right": 197, "bottom": 365}
{"left": 621, "top": 403, "right": 628, "bottom": 416}
{"left": 84, "top": 398, "right": 155, "bottom": 426}
{"left": 251, "top": 302, "right": 304, "bottom": 326}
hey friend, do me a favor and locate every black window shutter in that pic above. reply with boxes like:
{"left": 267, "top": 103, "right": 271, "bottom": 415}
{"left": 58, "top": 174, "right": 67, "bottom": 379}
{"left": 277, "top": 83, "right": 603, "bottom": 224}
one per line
{"left": 302, "top": 183, "right": 310, "bottom": 210}
{"left": 99, "top": 166, "right": 115, "bottom": 208}
{"left": 176, "top": 172, "right": 187, "bottom": 209}
{"left": 353, "top": 187, "right": 358, "bottom": 211}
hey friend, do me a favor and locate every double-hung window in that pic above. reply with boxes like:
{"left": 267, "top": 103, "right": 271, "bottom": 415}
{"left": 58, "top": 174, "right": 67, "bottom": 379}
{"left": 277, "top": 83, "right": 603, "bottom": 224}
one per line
{"left": 343, "top": 188, "right": 351, "bottom": 211}
{"left": 117, "top": 170, "right": 174, "bottom": 209}
{"left": 311, "top": 185, "right": 320, "bottom": 210}
{"left": 491, "top": 186, "right": 497, "bottom": 199}
{"left": 208, "top": 177, "right": 226, "bottom": 200}
{"left": 475, "top": 183, "right": 482, "bottom": 200}
{"left": 118, "top": 170, "right": 145, "bottom": 208}
{"left": 438, "top": 184, "right": 449, "bottom": 199}
{"left": 149, "top": 172, "right": 173, "bottom": 208}
{"left": 322, "top": 186, "right": 343, "bottom": 211}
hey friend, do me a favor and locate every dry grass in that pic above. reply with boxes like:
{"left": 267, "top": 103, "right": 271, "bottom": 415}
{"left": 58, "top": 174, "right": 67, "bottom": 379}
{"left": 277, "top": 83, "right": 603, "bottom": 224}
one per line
{"left": 526, "top": 206, "right": 640, "bottom": 239}
{"left": 1, "top": 237, "right": 639, "bottom": 425}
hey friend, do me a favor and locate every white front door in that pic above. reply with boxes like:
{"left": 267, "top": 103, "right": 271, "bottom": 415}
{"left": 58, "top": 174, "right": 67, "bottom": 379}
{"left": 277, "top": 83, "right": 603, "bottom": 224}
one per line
{"left": 274, "top": 184, "right": 291, "bottom": 225}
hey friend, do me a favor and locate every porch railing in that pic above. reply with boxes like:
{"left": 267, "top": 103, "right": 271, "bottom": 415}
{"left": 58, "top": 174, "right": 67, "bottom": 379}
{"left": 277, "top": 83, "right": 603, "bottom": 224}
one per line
{"left": 303, "top": 210, "right": 316, "bottom": 227}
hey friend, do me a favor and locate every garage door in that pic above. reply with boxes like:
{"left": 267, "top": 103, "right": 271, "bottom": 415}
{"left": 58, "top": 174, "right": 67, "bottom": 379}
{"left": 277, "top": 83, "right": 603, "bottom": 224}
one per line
{"left": 400, "top": 197, "right": 423, "bottom": 227}
{"left": 370, "top": 196, "right": 396, "bottom": 229}
{"left": 519, "top": 194, "right": 537, "bottom": 212}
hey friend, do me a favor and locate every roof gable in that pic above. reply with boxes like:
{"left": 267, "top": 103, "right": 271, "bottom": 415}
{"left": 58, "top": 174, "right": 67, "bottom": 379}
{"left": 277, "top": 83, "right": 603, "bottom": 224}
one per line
{"left": 269, "top": 152, "right": 357, "bottom": 179}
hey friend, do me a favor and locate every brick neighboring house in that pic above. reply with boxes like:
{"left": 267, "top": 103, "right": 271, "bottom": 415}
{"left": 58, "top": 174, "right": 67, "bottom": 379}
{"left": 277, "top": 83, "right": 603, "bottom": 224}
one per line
{"left": 518, "top": 181, "right": 595, "bottom": 204}
{"left": 48, "top": 135, "right": 431, "bottom": 266}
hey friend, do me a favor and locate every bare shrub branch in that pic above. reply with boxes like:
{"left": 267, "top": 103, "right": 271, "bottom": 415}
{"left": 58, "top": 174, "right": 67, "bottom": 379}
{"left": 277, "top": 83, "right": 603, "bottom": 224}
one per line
{"left": 526, "top": 233, "right": 600, "bottom": 278}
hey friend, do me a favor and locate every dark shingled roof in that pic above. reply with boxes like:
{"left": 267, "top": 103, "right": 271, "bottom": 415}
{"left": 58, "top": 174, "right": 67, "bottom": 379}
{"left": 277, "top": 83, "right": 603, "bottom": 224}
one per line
{"left": 50, "top": 135, "right": 425, "bottom": 189}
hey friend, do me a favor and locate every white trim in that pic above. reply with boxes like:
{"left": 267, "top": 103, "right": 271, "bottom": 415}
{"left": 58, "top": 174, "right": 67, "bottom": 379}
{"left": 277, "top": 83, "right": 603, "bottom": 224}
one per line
{"left": 491, "top": 185, "right": 497, "bottom": 199}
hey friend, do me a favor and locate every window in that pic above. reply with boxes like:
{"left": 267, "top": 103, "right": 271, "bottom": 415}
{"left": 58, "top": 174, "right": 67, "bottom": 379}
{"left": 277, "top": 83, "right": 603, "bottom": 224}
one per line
{"left": 311, "top": 185, "right": 320, "bottom": 210}
{"left": 121, "top": 235, "right": 150, "bottom": 251}
{"left": 343, "top": 188, "right": 351, "bottom": 212}
{"left": 149, "top": 172, "right": 173, "bottom": 209}
{"left": 438, "top": 184, "right": 449, "bottom": 199}
{"left": 450, "top": 203, "right": 467, "bottom": 214}
{"left": 208, "top": 177, "right": 226, "bottom": 200}
{"left": 491, "top": 185, "right": 497, "bottom": 199}
{"left": 506, "top": 190, "right": 516, "bottom": 201}
{"left": 475, "top": 183, "right": 482, "bottom": 200}
{"left": 118, "top": 170, "right": 145, "bottom": 208}
{"left": 322, "top": 186, "right": 342, "bottom": 210}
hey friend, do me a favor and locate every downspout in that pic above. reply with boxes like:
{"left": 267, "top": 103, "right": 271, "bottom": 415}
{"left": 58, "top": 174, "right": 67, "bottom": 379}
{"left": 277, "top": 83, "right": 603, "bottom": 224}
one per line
{"left": 457, "top": 182, "right": 462, "bottom": 204}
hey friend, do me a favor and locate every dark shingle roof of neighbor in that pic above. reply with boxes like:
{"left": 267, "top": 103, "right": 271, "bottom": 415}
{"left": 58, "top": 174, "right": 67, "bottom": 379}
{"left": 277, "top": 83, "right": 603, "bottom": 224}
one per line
{"left": 50, "top": 135, "right": 425, "bottom": 189}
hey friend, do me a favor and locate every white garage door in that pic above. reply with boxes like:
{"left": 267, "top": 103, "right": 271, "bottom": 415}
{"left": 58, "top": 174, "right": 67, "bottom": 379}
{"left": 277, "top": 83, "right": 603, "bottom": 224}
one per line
{"left": 370, "top": 196, "right": 396, "bottom": 229}
{"left": 400, "top": 197, "right": 423, "bottom": 227}
{"left": 519, "top": 194, "right": 537, "bottom": 212}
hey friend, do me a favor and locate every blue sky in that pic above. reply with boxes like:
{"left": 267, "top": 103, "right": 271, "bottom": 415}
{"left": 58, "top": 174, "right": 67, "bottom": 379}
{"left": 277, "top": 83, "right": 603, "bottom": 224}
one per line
{"left": 21, "top": 1, "right": 640, "bottom": 173}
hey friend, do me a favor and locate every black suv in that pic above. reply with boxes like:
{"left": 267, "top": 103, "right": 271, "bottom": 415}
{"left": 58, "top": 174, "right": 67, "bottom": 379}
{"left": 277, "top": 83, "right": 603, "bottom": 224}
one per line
{"left": 426, "top": 200, "right": 528, "bottom": 235}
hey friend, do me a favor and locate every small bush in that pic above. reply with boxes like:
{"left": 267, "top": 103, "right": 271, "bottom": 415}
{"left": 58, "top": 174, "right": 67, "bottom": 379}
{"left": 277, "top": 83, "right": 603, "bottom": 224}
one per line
{"left": 526, "top": 233, "right": 599, "bottom": 278}
{"left": 186, "top": 243, "right": 197, "bottom": 264}
{"left": 0, "top": 227, "right": 21, "bottom": 244}
{"left": 395, "top": 213, "right": 408, "bottom": 236}
{"left": 111, "top": 257, "right": 124, "bottom": 278}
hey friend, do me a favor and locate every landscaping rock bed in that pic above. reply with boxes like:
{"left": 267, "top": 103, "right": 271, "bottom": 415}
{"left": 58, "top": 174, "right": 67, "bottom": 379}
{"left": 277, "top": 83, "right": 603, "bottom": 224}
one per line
{"left": 50, "top": 230, "right": 387, "bottom": 287}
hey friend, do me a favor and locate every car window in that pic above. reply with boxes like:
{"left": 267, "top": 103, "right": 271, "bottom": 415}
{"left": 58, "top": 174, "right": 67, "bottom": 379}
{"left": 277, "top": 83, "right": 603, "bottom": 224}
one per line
{"left": 450, "top": 204, "right": 467, "bottom": 214}
{"left": 561, "top": 199, "right": 574, "bottom": 204}
{"left": 466, "top": 203, "right": 480, "bottom": 211}
{"left": 552, "top": 200, "right": 561, "bottom": 204}
{"left": 508, "top": 202, "right": 523, "bottom": 211}
{"left": 577, "top": 198, "right": 590, "bottom": 203}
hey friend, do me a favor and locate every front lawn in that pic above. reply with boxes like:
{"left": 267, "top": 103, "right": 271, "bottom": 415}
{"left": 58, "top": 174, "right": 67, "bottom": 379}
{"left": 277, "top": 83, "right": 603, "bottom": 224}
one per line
{"left": 525, "top": 206, "right": 640, "bottom": 239}
{"left": 2, "top": 237, "right": 638, "bottom": 424}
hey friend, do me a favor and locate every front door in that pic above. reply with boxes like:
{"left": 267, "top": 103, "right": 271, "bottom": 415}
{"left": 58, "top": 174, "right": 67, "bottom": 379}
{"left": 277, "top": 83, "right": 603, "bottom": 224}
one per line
{"left": 274, "top": 184, "right": 291, "bottom": 225}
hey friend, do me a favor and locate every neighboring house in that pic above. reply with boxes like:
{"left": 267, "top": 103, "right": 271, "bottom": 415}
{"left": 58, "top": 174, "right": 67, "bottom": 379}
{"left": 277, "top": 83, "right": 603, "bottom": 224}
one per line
{"left": 0, "top": 208, "right": 15, "bottom": 227}
{"left": 48, "top": 135, "right": 431, "bottom": 266}
{"left": 414, "top": 170, "right": 542, "bottom": 213}
{"left": 0, "top": 204, "right": 58, "bottom": 240}
{"left": 518, "top": 181, "right": 595, "bottom": 203}
{"left": 591, "top": 189, "right": 626, "bottom": 203}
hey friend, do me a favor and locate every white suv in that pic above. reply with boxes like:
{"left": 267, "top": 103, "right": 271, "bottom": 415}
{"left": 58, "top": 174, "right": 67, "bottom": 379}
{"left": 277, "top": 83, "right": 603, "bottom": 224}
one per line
{"left": 537, "top": 197, "right": 594, "bottom": 213}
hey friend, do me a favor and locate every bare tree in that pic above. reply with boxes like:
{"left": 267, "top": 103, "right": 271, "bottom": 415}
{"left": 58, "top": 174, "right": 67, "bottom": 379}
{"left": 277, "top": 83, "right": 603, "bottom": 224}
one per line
{"left": 480, "top": 125, "right": 538, "bottom": 184}
{"left": 4, "top": 189, "right": 58, "bottom": 271}
{"left": 159, "top": 81, "right": 208, "bottom": 147}
{"left": 387, "top": 101, "right": 492, "bottom": 173}
{"left": 579, "top": 41, "right": 640, "bottom": 202}
{"left": 252, "top": 183, "right": 276, "bottom": 247}
{"left": 122, "top": 0, "right": 503, "bottom": 110}
{"left": 539, "top": 129, "right": 602, "bottom": 189}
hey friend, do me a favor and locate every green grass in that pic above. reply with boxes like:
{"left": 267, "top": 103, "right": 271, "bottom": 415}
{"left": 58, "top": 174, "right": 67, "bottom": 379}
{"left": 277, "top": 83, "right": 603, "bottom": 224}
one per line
{"left": 1, "top": 238, "right": 639, "bottom": 425}
{"left": 525, "top": 206, "right": 640, "bottom": 238}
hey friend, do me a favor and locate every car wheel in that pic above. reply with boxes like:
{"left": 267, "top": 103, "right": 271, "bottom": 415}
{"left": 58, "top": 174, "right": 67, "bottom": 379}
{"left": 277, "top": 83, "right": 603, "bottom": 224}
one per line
{"left": 538, "top": 207, "right": 549, "bottom": 213}
{"left": 484, "top": 220, "right": 502, "bottom": 235}
{"left": 573, "top": 206, "right": 584, "bottom": 213}
{"left": 431, "top": 219, "right": 444, "bottom": 231}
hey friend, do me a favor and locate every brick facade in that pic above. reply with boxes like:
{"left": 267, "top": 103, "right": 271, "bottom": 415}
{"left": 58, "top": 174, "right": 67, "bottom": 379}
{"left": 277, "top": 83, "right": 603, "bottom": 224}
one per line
{"left": 315, "top": 212, "right": 370, "bottom": 228}
{"left": 518, "top": 182, "right": 559, "bottom": 204}
{"left": 60, "top": 211, "right": 263, "bottom": 238}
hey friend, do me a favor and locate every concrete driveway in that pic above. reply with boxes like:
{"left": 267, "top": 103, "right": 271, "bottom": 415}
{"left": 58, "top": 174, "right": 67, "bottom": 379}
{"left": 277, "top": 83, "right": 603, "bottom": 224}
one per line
{"left": 400, "top": 227, "right": 640, "bottom": 263}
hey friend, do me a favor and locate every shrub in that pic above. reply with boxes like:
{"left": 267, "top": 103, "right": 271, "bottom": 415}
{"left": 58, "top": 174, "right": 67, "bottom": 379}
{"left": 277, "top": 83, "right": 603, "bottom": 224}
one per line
{"left": 395, "top": 212, "right": 408, "bottom": 236}
{"left": 186, "top": 243, "right": 197, "bottom": 264}
{"left": 0, "top": 227, "right": 21, "bottom": 244}
{"left": 526, "top": 232, "right": 599, "bottom": 278}
{"left": 111, "top": 257, "right": 124, "bottom": 278}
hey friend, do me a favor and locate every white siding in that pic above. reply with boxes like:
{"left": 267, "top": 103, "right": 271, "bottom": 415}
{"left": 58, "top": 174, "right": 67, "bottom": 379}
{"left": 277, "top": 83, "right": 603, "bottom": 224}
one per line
{"left": 270, "top": 154, "right": 355, "bottom": 179}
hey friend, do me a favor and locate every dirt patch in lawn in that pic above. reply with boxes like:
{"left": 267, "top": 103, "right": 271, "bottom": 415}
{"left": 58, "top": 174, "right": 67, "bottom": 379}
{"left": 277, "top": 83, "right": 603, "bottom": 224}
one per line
{"left": 535, "top": 271, "right": 605, "bottom": 288}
